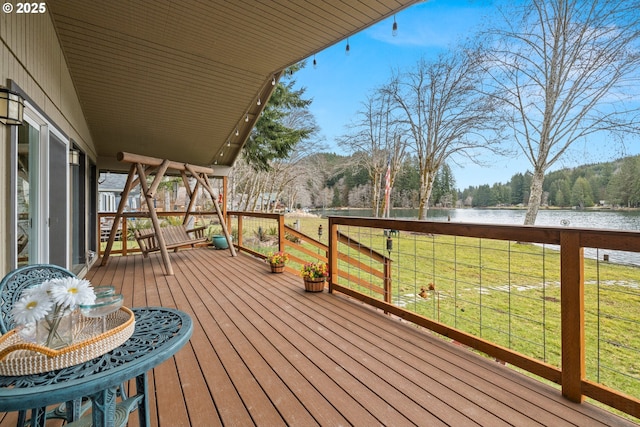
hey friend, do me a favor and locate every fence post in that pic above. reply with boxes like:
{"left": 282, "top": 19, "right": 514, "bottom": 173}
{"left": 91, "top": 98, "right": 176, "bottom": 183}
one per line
{"left": 278, "top": 214, "right": 285, "bottom": 253}
{"left": 222, "top": 176, "right": 228, "bottom": 220}
{"left": 560, "top": 231, "right": 585, "bottom": 402}
{"left": 237, "top": 215, "right": 243, "bottom": 248}
{"left": 122, "top": 217, "right": 128, "bottom": 255}
{"left": 328, "top": 218, "right": 338, "bottom": 294}
{"left": 383, "top": 258, "right": 392, "bottom": 304}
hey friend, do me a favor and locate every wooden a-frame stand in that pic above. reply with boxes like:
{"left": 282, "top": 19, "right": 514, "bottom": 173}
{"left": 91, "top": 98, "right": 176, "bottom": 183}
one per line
{"left": 101, "top": 151, "right": 236, "bottom": 275}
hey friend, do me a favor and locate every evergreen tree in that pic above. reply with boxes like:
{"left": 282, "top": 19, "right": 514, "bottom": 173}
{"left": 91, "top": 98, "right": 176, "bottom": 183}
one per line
{"left": 608, "top": 156, "right": 640, "bottom": 207}
{"left": 431, "top": 163, "right": 456, "bottom": 206}
{"left": 243, "top": 63, "right": 315, "bottom": 171}
{"left": 331, "top": 187, "right": 341, "bottom": 208}
{"left": 555, "top": 189, "right": 565, "bottom": 207}
{"left": 571, "top": 177, "right": 594, "bottom": 208}
{"left": 510, "top": 173, "right": 527, "bottom": 205}
{"left": 474, "top": 185, "right": 495, "bottom": 207}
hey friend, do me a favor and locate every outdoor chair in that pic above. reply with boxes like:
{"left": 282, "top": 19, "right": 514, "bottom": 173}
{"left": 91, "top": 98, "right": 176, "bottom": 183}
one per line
{"left": 0, "top": 264, "right": 119, "bottom": 426}
{"left": 0, "top": 264, "right": 76, "bottom": 333}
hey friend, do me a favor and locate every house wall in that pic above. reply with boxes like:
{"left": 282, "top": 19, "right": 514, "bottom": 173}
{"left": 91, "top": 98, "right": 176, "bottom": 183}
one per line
{"left": 0, "top": 10, "right": 96, "bottom": 275}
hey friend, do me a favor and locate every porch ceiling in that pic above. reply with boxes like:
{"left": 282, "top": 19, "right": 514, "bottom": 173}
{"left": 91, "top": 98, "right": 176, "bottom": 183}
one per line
{"left": 48, "top": 0, "right": 417, "bottom": 172}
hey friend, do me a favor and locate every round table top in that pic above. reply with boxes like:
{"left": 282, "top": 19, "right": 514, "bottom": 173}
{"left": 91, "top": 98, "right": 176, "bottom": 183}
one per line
{"left": 0, "top": 307, "right": 193, "bottom": 412}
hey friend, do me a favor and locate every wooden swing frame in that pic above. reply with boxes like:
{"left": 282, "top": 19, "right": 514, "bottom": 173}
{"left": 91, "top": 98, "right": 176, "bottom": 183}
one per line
{"left": 101, "top": 151, "right": 236, "bottom": 275}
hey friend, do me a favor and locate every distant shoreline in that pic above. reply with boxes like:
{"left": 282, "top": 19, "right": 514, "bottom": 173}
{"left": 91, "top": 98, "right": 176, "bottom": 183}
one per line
{"left": 312, "top": 205, "right": 640, "bottom": 212}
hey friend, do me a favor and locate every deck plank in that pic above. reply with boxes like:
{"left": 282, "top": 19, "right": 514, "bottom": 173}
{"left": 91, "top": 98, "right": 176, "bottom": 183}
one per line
{"left": 2, "top": 248, "right": 636, "bottom": 427}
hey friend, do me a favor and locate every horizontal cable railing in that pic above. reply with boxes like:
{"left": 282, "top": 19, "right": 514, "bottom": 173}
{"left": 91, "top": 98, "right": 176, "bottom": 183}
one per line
{"left": 328, "top": 216, "right": 640, "bottom": 420}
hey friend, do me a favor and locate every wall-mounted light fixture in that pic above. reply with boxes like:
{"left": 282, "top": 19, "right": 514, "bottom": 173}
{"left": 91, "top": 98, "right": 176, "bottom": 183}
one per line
{"left": 0, "top": 87, "right": 25, "bottom": 125}
{"left": 69, "top": 149, "right": 80, "bottom": 166}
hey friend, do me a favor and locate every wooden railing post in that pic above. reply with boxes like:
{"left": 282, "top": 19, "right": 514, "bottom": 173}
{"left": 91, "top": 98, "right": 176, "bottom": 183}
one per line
{"left": 560, "top": 231, "right": 585, "bottom": 403}
{"left": 328, "top": 218, "right": 338, "bottom": 294}
{"left": 278, "top": 214, "right": 285, "bottom": 253}
{"left": 122, "top": 217, "right": 128, "bottom": 256}
{"left": 237, "top": 215, "right": 243, "bottom": 248}
{"left": 383, "top": 258, "right": 392, "bottom": 304}
{"left": 97, "top": 213, "right": 104, "bottom": 257}
{"left": 222, "top": 176, "right": 228, "bottom": 221}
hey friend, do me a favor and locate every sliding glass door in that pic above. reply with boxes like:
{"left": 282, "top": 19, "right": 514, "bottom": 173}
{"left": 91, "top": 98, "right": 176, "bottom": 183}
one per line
{"left": 16, "top": 122, "right": 40, "bottom": 265}
{"left": 14, "top": 109, "right": 69, "bottom": 268}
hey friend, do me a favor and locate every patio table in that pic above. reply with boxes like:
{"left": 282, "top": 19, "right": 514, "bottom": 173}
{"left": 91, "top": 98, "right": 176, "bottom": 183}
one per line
{"left": 0, "top": 307, "right": 193, "bottom": 427}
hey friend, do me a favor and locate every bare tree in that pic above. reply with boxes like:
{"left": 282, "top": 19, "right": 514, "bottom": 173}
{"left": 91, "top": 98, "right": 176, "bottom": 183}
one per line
{"left": 339, "top": 90, "right": 408, "bottom": 217}
{"left": 483, "top": 0, "right": 640, "bottom": 224}
{"left": 385, "top": 48, "right": 503, "bottom": 220}
{"left": 231, "top": 104, "right": 322, "bottom": 212}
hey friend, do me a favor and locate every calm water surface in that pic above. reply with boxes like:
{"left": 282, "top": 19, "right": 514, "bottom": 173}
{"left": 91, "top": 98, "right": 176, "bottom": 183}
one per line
{"left": 318, "top": 208, "right": 640, "bottom": 266}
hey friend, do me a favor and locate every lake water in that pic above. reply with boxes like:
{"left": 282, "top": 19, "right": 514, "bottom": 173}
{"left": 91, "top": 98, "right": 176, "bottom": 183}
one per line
{"left": 317, "top": 208, "right": 640, "bottom": 266}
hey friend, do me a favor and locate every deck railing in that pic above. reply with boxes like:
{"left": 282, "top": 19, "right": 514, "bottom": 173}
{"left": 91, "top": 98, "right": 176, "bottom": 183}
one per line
{"left": 98, "top": 211, "right": 388, "bottom": 292}
{"left": 225, "top": 211, "right": 389, "bottom": 287}
{"left": 327, "top": 216, "right": 640, "bottom": 419}
{"left": 97, "top": 210, "right": 640, "bottom": 418}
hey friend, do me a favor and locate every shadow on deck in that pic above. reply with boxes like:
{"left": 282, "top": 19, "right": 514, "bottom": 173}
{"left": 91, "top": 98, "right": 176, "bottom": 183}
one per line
{"left": 4, "top": 248, "right": 634, "bottom": 426}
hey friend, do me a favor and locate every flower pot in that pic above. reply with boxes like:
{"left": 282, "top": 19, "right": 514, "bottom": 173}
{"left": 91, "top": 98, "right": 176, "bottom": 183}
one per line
{"left": 303, "top": 277, "right": 325, "bottom": 292}
{"left": 270, "top": 263, "right": 285, "bottom": 273}
{"left": 211, "top": 235, "right": 229, "bottom": 249}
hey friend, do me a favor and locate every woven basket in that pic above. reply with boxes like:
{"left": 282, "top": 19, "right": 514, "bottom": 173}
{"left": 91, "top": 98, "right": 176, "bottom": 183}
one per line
{"left": 0, "top": 307, "right": 135, "bottom": 376}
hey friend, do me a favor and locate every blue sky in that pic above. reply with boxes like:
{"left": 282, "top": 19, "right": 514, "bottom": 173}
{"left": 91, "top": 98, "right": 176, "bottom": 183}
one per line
{"left": 293, "top": 0, "right": 640, "bottom": 189}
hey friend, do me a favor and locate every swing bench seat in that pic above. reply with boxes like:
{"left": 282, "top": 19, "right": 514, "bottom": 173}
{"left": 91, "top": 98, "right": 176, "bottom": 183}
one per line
{"left": 134, "top": 225, "right": 208, "bottom": 257}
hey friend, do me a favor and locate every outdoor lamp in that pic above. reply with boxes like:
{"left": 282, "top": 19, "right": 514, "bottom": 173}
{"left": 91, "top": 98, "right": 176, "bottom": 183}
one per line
{"left": 69, "top": 149, "right": 80, "bottom": 166}
{"left": 0, "top": 87, "right": 24, "bottom": 125}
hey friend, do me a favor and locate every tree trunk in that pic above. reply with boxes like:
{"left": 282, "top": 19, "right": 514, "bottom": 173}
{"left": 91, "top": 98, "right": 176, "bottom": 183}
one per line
{"left": 418, "top": 169, "right": 435, "bottom": 220}
{"left": 524, "top": 169, "right": 545, "bottom": 225}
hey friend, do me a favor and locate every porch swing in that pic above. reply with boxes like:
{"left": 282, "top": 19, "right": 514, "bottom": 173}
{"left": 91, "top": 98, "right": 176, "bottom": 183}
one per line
{"left": 100, "top": 152, "right": 236, "bottom": 275}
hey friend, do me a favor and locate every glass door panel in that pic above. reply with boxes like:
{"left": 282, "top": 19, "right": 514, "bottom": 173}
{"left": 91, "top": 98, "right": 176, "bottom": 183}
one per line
{"left": 16, "top": 122, "right": 40, "bottom": 266}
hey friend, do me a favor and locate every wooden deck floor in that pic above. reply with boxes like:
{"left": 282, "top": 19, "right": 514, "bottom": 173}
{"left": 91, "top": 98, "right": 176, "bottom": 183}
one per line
{"left": 3, "top": 248, "right": 637, "bottom": 426}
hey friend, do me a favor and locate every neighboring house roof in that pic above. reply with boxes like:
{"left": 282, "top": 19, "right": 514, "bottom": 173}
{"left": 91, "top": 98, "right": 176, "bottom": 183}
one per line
{"left": 48, "top": 0, "right": 418, "bottom": 173}
{"left": 98, "top": 173, "right": 140, "bottom": 195}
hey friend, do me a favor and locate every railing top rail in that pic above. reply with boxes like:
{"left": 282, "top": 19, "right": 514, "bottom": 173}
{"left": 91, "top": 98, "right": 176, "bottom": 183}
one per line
{"left": 227, "top": 211, "right": 282, "bottom": 220}
{"left": 328, "top": 216, "right": 640, "bottom": 251}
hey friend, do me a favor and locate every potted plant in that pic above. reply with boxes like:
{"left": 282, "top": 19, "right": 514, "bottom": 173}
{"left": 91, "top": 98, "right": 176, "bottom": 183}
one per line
{"left": 266, "top": 251, "right": 289, "bottom": 273}
{"left": 300, "top": 262, "right": 328, "bottom": 292}
{"left": 206, "top": 226, "right": 229, "bottom": 250}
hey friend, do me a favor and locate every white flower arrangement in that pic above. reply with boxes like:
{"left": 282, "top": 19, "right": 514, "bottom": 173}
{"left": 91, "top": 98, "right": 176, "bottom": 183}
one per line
{"left": 11, "top": 277, "right": 97, "bottom": 347}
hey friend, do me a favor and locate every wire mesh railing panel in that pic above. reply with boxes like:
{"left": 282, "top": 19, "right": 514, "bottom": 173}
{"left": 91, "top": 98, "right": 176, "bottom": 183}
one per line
{"left": 232, "top": 215, "right": 280, "bottom": 255}
{"left": 335, "top": 226, "right": 563, "bottom": 369}
{"left": 339, "top": 226, "right": 386, "bottom": 297}
{"left": 585, "top": 248, "right": 640, "bottom": 400}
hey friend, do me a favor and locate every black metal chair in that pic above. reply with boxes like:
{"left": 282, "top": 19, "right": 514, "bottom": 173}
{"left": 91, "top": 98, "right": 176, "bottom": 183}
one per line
{"left": 0, "top": 264, "right": 83, "bottom": 426}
